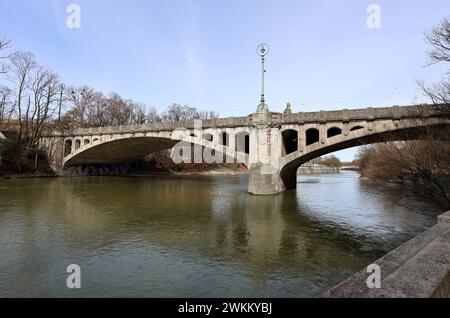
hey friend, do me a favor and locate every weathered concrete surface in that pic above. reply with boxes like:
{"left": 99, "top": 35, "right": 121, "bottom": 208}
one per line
{"left": 319, "top": 211, "right": 450, "bottom": 298}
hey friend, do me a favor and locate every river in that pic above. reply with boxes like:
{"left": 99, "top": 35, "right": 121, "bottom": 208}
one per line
{"left": 0, "top": 171, "right": 436, "bottom": 297}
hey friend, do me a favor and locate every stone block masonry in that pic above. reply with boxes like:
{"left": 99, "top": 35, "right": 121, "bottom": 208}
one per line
{"left": 319, "top": 211, "right": 450, "bottom": 298}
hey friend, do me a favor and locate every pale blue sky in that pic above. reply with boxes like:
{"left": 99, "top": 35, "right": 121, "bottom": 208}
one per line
{"left": 0, "top": 0, "right": 448, "bottom": 160}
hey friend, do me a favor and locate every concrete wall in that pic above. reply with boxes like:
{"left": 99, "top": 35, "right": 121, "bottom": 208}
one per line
{"left": 320, "top": 211, "right": 450, "bottom": 298}
{"left": 298, "top": 166, "right": 340, "bottom": 174}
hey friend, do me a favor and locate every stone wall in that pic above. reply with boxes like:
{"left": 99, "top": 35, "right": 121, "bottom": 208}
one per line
{"left": 320, "top": 211, "right": 450, "bottom": 298}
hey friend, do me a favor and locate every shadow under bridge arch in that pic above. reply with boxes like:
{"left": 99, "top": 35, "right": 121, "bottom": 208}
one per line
{"left": 63, "top": 136, "right": 179, "bottom": 167}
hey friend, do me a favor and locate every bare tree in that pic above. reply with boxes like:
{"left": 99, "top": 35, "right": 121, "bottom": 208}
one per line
{"left": 60, "top": 89, "right": 219, "bottom": 128}
{"left": 162, "top": 104, "right": 186, "bottom": 122}
{"left": 146, "top": 106, "right": 161, "bottom": 124}
{"left": 0, "top": 85, "right": 14, "bottom": 131}
{"left": 104, "top": 93, "right": 133, "bottom": 126}
{"left": 421, "top": 17, "right": 450, "bottom": 112}
{"left": 130, "top": 103, "right": 147, "bottom": 125}
{"left": 357, "top": 125, "right": 450, "bottom": 209}
{"left": 425, "top": 17, "right": 450, "bottom": 64}
{"left": 197, "top": 110, "right": 219, "bottom": 120}
{"left": 0, "top": 37, "right": 13, "bottom": 74}
{"left": 161, "top": 103, "right": 215, "bottom": 122}
{"left": 65, "top": 85, "right": 95, "bottom": 128}
{"left": 320, "top": 155, "right": 342, "bottom": 168}
{"left": 85, "top": 91, "right": 109, "bottom": 127}
{"left": 8, "top": 51, "right": 37, "bottom": 139}
{"left": 27, "top": 67, "right": 60, "bottom": 149}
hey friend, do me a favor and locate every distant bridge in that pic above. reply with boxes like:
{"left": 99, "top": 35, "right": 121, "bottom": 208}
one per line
{"left": 40, "top": 104, "right": 450, "bottom": 195}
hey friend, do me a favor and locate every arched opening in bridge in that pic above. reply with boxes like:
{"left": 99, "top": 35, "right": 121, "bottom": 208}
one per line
{"left": 350, "top": 126, "right": 364, "bottom": 132}
{"left": 282, "top": 129, "right": 298, "bottom": 155}
{"left": 75, "top": 139, "right": 81, "bottom": 150}
{"left": 93, "top": 138, "right": 99, "bottom": 143}
{"left": 203, "top": 133, "right": 213, "bottom": 142}
{"left": 280, "top": 122, "right": 450, "bottom": 193}
{"left": 221, "top": 132, "right": 229, "bottom": 146}
{"left": 327, "top": 127, "right": 342, "bottom": 138}
{"left": 64, "top": 140, "right": 72, "bottom": 157}
{"left": 306, "top": 128, "right": 320, "bottom": 146}
{"left": 236, "top": 132, "right": 250, "bottom": 155}
{"left": 84, "top": 139, "right": 90, "bottom": 146}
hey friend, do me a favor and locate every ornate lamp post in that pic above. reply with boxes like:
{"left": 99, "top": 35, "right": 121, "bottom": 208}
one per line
{"left": 58, "top": 84, "right": 65, "bottom": 124}
{"left": 257, "top": 43, "right": 270, "bottom": 112}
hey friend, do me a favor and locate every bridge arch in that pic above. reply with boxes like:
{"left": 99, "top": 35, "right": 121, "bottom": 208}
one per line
{"left": 279, "top": 119, "right": 450, "bottom": 190}
{"left": 282, "top": 129, "right": 298, "bottom": 155}
{"left": 203, "top": 133, "right": 214, "bottom": 142}
{"left": 235, "top": 131, "right": 250, "bottom": 155}
{"left": 220, "top": 132, "right": 229, "bottom": 146}
{"left": 306, "top": 128, "right": 320, "bottom": 146}
{"left": 74, "top": 139, "right": 81, "bottom": 150}
{"left": 327, "top": 127, "right": 342, "bottom": 138}
{"left": 63, "top": 136, "right": 179, "bottom": 167}
{"left": 62, "top": 130, "right": 247, "bottom": 168}
{"left": 350, "top": 125, "right": 364, "bottom": 132}
{"left": 64, "top": 139, "right": 73, "bottom": 157}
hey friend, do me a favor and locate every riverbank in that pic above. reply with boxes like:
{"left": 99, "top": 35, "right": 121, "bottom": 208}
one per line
{"left": 171, "top": 169, "right": 249, "bottom": 176}
{"left": 321, "top": 211, "right": 450, "bottom": 298}
{"left": 359, "top": 177, "right": 444, "bottom": 218}
{"left": 0, "top": 173, "right": 56, "bottom": 180}
{"left": 298, "top": 166, "right": 339, "bottom": 175}
{"left": 0, "top": 138, "right": 55, "bottom": 178}
{"left": 0, "top": 164, "right": 248, "bottom": 179}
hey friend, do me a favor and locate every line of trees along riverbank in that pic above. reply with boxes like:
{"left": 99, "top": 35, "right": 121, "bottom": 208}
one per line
{"left": 0, "top": 35, "right": 218, "bottom": 176}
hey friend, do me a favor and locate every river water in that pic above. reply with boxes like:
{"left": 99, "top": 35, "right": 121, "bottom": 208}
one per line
{"left": 0, "top": 171, "right": 436, "bottom": 297}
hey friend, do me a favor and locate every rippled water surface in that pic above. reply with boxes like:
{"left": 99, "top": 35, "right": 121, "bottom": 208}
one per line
{"left": 0, "top": 171, "right": 435, "bottom": 297}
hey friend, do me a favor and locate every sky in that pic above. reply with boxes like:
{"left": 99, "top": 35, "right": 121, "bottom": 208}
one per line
{"left": 0, "top": 0, "right": 449, "bottom": 161}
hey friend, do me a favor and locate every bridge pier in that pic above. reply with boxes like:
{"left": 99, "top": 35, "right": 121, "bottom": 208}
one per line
{"left": 39, "top": 134, "right": 65, "bottom": 173}
{"left": 248, "top": 162, "right": 286, "bottom": 195}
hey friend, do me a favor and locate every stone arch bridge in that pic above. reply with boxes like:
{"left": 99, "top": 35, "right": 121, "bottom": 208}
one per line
{"left": 40, "top": 104, "right": 450, "bottom": 195}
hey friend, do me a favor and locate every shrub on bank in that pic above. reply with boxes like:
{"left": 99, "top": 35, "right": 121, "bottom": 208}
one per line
{"left": 356, "top": 139, "right": 450, "bottom": 210}
{"left": 0, "top": 137, "right": 53, "bottom": 176}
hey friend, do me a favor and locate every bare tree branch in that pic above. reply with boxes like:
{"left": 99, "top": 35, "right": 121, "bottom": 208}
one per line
{"left": 422, "top": 17, "right": 450, "bottom": 112}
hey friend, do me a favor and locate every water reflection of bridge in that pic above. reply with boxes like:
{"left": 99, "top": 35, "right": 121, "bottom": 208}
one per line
{"left": 5, "top": 177, "right": 394, "bottom": 274}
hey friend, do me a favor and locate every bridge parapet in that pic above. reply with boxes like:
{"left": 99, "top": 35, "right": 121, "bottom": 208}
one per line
{"left": 281, "top": 104, "right": 441, "bottom": 125}
{"left": 67, "top": 115, "right": 253, "bottom": 137}
{"left": 51, "top": 104, "right": 445, "bottom": 138}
